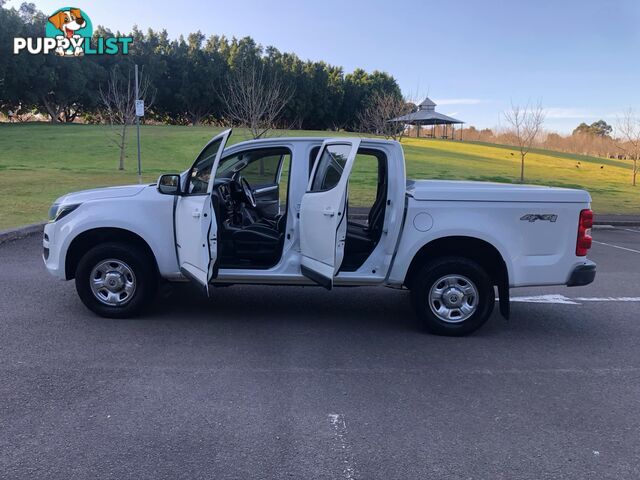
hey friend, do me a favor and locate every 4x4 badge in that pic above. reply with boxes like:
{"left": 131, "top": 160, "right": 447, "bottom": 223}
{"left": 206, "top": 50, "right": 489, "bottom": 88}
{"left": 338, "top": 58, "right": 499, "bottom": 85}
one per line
{"left": 520, "top": 214, "right": 558, "bottom": 223}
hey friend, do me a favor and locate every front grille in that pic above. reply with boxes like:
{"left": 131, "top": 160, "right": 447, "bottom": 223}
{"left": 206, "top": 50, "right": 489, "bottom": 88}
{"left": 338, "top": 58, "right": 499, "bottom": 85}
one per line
{"left": 43, "top": 247, "right": 49, "bottom": 260}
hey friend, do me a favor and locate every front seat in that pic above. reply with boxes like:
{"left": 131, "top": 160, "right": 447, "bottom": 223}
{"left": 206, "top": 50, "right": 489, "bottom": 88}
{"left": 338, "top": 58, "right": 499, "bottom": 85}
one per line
{"left": 231, "top": 215, "right": 285, "bottom": 264}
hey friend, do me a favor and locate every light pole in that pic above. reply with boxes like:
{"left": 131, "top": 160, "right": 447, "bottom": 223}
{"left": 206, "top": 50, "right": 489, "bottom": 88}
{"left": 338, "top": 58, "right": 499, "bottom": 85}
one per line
{"left": 134, "top": 64, "right": 142, "bottom": 184}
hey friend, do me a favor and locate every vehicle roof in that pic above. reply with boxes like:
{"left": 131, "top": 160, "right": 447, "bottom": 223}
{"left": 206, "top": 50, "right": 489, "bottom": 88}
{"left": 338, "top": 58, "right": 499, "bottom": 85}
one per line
{"left": 227, "top": 136, "right": 399, "bottom": 150}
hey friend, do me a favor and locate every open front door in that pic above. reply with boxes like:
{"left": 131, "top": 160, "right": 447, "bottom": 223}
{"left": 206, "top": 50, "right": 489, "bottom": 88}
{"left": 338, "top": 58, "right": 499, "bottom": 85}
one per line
{"left": 299, "top": 138, "right": 361, "bottom": 289}
{"left": 174, "top": 129, "right": 232, "bottom": 294}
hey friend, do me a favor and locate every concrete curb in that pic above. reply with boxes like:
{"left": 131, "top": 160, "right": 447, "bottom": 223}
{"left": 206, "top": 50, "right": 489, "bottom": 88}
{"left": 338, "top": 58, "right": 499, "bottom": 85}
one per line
{"left": 594, "top": 221, "right": 640, "bottom": 227}
{"left": 0, "top": 222, "right": 45, "bottom": 245}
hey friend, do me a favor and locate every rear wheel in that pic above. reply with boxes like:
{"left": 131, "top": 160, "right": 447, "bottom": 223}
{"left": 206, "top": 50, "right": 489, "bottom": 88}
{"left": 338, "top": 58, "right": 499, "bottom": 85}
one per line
{"left": 410, "top": 257, "right": 495, "bottom": 336}
{"left": 75, "top": 242, "right": 157, "bottom": 318}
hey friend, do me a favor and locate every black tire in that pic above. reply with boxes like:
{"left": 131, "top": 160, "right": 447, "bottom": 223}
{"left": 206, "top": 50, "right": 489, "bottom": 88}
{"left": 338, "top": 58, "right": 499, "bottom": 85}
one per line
{"left": 410, "top": 257, "right": 495, "bottom": 336}
{"left": 75, "top": 242, "right": 158, "bottom": 318}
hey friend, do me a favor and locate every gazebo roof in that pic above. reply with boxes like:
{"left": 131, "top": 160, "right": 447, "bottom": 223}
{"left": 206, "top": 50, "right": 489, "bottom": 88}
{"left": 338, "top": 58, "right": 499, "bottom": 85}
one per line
{"left": 419, "top": 97, "right": 436, "bottom": 108}
{"left": 390, "top": 96, "right": 464, "bottom": 125}
{"left": 390, "top": 109, "right": 463, "bottom": 125}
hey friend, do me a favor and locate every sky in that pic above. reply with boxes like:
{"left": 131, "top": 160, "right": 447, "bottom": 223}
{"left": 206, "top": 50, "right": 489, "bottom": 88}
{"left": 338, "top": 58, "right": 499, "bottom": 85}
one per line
{"left": 7, "top": 0, "right": 640, "bottom": 133}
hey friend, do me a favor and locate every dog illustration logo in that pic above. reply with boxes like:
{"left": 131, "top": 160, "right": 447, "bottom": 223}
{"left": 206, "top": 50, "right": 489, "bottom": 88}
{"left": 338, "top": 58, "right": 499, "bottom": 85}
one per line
{"left": 45, "top": 7, "right": 93, "bottom": 56}
{"left": 13, "top": 7, "right": 132, "bottom": 56}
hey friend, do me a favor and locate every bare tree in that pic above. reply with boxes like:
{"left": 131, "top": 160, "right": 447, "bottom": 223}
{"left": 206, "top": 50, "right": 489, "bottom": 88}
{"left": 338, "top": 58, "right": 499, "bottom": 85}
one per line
{"left": 503, "top": 101, "right": 546, "bottom": 183}
{"left": 615, "top": 108, "right": 640, "bottom": 186}
{"left": 220, "top": 61, "right": 293, "bottom": 139}
{"left": 358, "top": 91, "right": 413, "bottom": 141}
{"left": 100, "top": 66, "right": 155, "bottom": 170}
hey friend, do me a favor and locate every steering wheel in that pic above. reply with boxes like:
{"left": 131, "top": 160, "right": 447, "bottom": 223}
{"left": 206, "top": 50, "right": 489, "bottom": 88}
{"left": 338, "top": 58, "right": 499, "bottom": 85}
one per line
{"left": 240, "top": 177, "right": 257, "bottom": 208}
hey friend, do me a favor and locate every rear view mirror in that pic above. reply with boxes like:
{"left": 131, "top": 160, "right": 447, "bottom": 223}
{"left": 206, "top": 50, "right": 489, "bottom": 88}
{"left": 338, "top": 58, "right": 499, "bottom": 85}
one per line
{"left": 157, "top": 174, "right": 181, "bottom": 195}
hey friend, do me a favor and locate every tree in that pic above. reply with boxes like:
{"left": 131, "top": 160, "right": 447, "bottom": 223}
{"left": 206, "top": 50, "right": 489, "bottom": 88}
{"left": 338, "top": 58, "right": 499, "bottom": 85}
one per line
{"left": 616, "top": 109, "right": 640, "bottom": 186}
{"left": 36, "top": 58, "right": 103, "bottom": 122}
{"left": 357, "top": 91, "right": 412, "bottom": 141}
{"left": 572, "top": 120, "right": 612, "bottom": 137}
{"left": 99, "top": 66, "right": 155, "bottom": 170}
{"left": 503, "top": 101, "right": 546, "bottom": 183}
{"left": 0, "top": 2, "right": 403, "bottom": 130}
{"left": 220, "top": 59, "right": 293, "bottom": 139}
{"left": 176, "top": 32, "right": 227, "bottom": 125}
{"left": 590, "top": 120, "right": 613, "bottom": 137}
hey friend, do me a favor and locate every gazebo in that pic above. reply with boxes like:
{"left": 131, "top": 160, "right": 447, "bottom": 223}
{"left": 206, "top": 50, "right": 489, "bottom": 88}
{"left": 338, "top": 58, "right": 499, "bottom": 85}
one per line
{"left": 391, "top": 97, "right": 464, "bottom": 140}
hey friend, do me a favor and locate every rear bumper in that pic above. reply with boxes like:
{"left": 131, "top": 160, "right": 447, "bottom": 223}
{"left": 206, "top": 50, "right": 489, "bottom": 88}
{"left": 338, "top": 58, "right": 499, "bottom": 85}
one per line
{"left": 566, "top": 260, "right": 596, "bottom": 287}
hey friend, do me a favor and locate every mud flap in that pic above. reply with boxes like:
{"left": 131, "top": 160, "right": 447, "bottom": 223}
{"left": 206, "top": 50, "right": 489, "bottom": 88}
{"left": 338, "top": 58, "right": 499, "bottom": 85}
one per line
{"left": 498, "top": 283, "right": 510, "bottom": 320}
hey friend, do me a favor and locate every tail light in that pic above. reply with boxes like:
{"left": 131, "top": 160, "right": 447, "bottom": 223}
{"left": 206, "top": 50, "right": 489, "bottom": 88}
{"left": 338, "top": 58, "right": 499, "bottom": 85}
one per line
{"left": 576, "top": 209, "right": 593, "bottom": 256}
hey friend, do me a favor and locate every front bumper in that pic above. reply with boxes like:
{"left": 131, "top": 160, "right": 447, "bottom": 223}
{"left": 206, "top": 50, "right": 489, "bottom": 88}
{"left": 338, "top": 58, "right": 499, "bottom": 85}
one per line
{"left": 566, "top": 260, "right": 596, "bottom": 287}
{"left": 43, "top": 222, "right": 66, "bottom": 280}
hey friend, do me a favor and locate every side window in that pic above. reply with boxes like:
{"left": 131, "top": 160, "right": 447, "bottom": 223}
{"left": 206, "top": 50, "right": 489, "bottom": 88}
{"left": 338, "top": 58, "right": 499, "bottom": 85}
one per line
{"left": 240, "top": 154, "right": 284, "bottom": 188}
{"left": 278, "top": 155, "right": 291, "bottom": 209}
{"left": 309, "top": 143, "right": 351, "bottom": 192}
{"left": 309, "top": 146, "right": 320, "bottom": 177}
{"left": 347, "top": 150, "right": 385, "bottom": 225}
{"left": 309, "top": 146, "right": 387, "bottom": 226}
{"left": 217, "top": 148, "right": 290, "bottom": 189}
{"left": 186, "top": 137, "right": 223, "bottom": 195}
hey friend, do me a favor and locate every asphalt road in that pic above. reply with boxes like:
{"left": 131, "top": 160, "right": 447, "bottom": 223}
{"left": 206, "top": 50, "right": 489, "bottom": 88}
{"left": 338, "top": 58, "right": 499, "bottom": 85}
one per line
{"left": 1, "top": 229, "right": 639, "bottom": 480}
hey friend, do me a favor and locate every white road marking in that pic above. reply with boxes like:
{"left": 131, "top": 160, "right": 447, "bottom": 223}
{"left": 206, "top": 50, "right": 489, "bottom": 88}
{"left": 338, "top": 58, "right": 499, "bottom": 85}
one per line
{"left": 622, "top": 228, "right": 640, "bottom": 234}
{"left": 592, "top": 240, "right": 640, "bottom": 254}
{"left": 510, "top": 294, "right": 579, "bottom": 304}
{"left": 573, "top": 297, "right": 640, "bottom": 302}
{"left": 328, "top": 414, "right": 356, "bottom": 480}
{"left": 501, "top": 295, "right": 640, "bottom": 305}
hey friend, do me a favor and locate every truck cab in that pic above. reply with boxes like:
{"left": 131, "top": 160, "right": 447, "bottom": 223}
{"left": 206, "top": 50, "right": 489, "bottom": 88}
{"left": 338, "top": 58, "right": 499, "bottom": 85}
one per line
{"left": 165, "top": 131, "right": 407, "bottom": 291}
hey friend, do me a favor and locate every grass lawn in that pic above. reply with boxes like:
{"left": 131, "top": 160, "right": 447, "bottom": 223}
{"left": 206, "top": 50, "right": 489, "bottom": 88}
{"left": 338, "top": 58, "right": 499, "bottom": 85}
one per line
{"left": 0, "top": 123, "right": 638, "bottom": 229}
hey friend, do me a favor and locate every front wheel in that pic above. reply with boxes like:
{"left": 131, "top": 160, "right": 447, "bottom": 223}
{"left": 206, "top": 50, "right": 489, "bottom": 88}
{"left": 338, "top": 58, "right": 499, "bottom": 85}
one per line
{"left": 75, "top": 242, "right": 157, "bottom": 318}
{"left": 410, "top": 257, "right": 495, "bottom": 336}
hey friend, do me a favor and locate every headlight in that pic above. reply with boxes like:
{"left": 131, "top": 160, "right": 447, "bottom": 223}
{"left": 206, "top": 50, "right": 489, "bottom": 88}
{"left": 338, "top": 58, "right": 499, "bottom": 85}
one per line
{"left": 48, "top": 203, "right": 81, "bottom": 222}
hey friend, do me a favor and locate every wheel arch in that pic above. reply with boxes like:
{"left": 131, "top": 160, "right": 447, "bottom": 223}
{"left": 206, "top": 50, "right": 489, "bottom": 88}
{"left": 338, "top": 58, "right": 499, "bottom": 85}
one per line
{"left": 65, "top": 227, "right": 159, "bottom": 280}
{"left": 404, "top": 236, "right": 510, "bottom": 318}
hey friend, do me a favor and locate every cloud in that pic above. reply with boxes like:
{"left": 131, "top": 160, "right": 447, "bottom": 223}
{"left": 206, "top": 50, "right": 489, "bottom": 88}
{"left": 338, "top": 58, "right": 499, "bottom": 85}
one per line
{"left": 433, "top": 98, "right": 490, "bottom": 106}
{"left": 545, "top": 108, "right": 625, "bottom": 121}
{"left": 545, "top": 108, "right": 596, "bottom": 119}
{"left": 604, "top": 111, "right": 628, "bottom": 119}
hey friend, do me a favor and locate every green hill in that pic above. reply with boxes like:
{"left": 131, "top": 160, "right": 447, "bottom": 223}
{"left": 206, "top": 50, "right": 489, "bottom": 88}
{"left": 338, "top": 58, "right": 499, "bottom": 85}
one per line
{"left": 0, "top": 124, "right": 637, "bottom": 229}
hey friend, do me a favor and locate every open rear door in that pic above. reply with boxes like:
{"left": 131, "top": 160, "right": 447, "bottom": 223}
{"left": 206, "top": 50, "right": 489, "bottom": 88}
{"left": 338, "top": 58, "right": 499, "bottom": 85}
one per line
{"left": 174, "top": 129, "right": 232, "bottom": 294}
{"left": 299, "top": 138, "right": 361, "bottom": 289}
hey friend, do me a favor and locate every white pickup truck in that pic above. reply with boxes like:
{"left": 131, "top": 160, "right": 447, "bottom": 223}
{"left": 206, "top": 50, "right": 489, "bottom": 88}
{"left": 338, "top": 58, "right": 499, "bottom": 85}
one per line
{"left": 43, "top": 130, "right": 596, "bottom": 335}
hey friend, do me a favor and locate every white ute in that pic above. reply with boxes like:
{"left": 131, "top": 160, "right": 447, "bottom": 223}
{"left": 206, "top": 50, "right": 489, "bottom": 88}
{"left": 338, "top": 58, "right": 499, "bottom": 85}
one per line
{"left": 43, "top": 130, "right": 596, "bottom": 335}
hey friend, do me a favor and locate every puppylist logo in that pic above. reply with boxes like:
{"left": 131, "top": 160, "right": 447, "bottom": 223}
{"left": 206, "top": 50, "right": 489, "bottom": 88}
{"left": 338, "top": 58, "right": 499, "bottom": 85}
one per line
{"left": 14, "top": 7, "right": 133, "bottom": 56}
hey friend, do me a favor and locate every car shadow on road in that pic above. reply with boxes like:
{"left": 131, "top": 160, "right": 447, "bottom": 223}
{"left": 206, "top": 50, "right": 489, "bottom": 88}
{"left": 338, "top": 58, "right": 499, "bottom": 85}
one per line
{"left": 143, "top": 282, "right": 590, "bottom": 340}
{"left": 145, "top": 282, "right": 422, "bottom": 333}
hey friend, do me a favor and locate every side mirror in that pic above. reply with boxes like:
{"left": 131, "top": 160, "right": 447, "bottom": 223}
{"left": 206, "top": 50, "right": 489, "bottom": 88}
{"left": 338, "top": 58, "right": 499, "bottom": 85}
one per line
{"left": 157, "top": 174, "right": 182, "bottom": 195}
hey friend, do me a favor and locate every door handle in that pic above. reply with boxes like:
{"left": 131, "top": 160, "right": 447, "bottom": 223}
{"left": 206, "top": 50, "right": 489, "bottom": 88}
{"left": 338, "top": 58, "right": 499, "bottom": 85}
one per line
{"left": 192, "top": 209, "right": 201, "bottom": 218}
{"left": 323, "top": 208, "right": 335, "bottom": 217}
